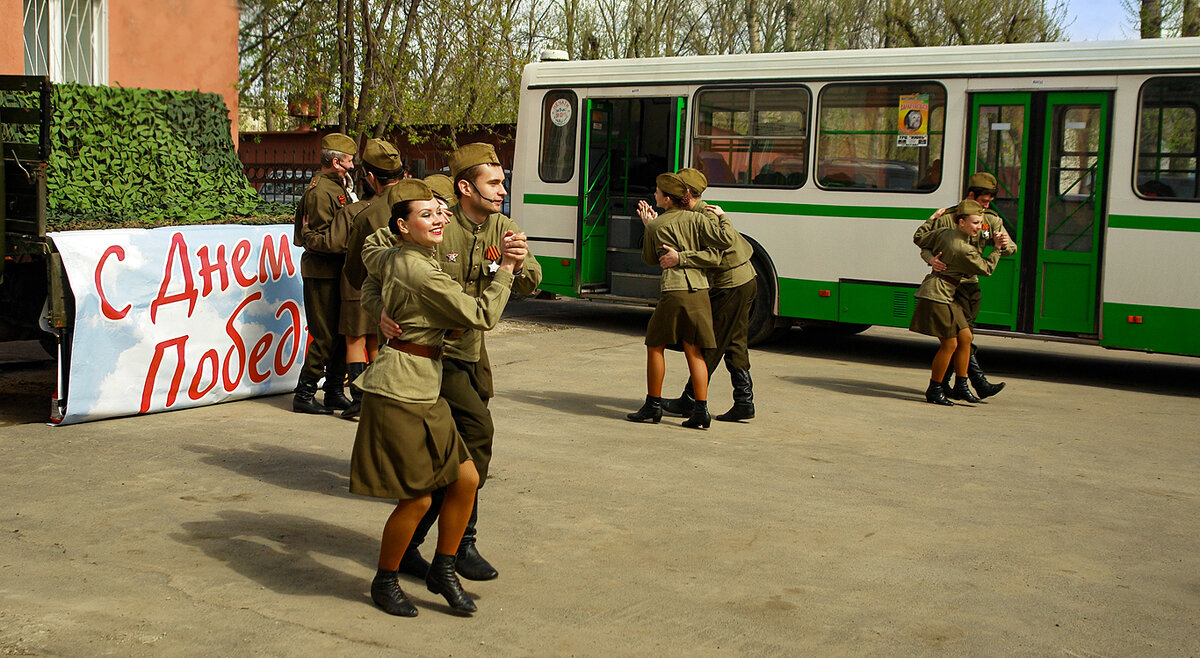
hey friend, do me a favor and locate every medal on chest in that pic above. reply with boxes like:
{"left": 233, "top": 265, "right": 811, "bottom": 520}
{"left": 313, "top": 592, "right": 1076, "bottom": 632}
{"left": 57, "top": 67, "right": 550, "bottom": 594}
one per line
{"left": 446, "top": 253, "right": 458, "bottom": 263}
{"left": 484, "top": 245, "right": 502, "bottom": 273}
{"left": 981, "top": 222, "right": 991, "bottom": 240}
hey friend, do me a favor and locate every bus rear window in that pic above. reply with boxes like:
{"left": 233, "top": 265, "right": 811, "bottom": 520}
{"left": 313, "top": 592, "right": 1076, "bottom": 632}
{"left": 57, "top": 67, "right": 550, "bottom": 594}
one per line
{"left": 540, "top": 90, "right": 577, "bottom": 183}
{"left": 1136, "top": 76, "right": 1199, "bottom": 201}
{"left": 692, "top": 86, "right": 810, "bottom": 188}
{"left": 816, "top": 82, "right": 946, "bottom": 192}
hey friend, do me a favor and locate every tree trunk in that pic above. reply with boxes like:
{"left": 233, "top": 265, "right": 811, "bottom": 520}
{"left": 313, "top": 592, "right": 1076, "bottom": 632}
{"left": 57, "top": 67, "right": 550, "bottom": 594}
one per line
{"left": 1183, "top": 0, "right": 1200, "bottom": 37}
{"left": 745, "top": 0, "right": 762, "bottom": 53}
{"left": 1140, "top": 0, "right": 1162, "bottom": 38}
{"left": 782, "top": 0, "right": 797, "bottom": 51}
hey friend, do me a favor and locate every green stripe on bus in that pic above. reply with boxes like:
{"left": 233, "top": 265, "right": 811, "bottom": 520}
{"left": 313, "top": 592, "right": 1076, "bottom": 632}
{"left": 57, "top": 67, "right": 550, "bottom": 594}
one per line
{"left": 524, "top": 194, "right": 933, "bottom": 220}
{"left": 1108, "top": 214, "right": 1200, "bottom": 232}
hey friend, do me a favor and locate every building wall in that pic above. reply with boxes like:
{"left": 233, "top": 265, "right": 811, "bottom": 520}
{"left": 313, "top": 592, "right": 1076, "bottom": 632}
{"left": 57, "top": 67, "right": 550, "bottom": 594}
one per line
{"left": 1, "top": 0, "right": 24, "bottom": 75}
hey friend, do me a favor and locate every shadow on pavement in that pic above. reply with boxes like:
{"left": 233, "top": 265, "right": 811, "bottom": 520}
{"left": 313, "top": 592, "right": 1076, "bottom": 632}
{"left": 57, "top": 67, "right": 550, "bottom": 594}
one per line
{"left": 500, "top": 388, "right": 644, "bottom": 421}
{"left": 184, "top": 443, "right": 359, "bottom": 499}
{"left": 781, "top": 375, "right": 925, "bottom": 403}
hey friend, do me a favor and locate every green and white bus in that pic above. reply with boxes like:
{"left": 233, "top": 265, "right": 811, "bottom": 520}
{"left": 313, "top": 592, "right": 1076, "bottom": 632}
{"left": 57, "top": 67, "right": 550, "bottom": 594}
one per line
{"left": 510, "top": 39, "right": 1200, "bottom": 357}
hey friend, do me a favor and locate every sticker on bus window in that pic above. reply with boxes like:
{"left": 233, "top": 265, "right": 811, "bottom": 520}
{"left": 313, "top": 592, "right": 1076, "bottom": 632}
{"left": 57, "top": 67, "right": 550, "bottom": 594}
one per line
{"left": 550, "top": 99, "right": 573, "bottom": 127}
{"left": 897, "top": 94, "right": 929, "bottom": 147}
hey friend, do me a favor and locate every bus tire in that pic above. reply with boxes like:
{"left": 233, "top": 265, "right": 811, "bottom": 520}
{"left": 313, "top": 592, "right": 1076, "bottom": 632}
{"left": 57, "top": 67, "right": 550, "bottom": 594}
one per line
{"left": 747, "top": 255, "right": 787, "bottom": 346}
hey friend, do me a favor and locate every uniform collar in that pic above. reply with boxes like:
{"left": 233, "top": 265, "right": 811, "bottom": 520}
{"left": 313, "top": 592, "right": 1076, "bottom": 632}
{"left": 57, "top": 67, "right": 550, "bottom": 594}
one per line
{"left": 399, "top": 240, "right": 437, "bottom": 259}
{"left": 453, "top": 204, "right": 492, "bottom": 234}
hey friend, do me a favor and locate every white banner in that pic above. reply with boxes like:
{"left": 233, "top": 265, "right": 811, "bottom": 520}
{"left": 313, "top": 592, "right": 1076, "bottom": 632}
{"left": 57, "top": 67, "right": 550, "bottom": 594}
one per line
{"left": 49, "top": 224, "right": 307, "bottom": 425}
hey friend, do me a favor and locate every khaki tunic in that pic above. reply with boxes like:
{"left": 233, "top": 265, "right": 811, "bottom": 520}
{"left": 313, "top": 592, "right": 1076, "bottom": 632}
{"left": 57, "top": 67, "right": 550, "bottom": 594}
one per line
{"left": 340, "top": 197, "right": 392, "bottom": 335}
{"left": 296, "top": 172, "right": 351, "bottom": 279}
{"left": 912, "top": 203, "right": 1017, "bottom": 284}
{"left": 675, "top": 200, "right": 756, "bottom": 289}
{"left": 914, "top": 228, "right": 1002, "bottom": 303}
{"left": 642, "top": 207, "right": 735, "bottom": 292}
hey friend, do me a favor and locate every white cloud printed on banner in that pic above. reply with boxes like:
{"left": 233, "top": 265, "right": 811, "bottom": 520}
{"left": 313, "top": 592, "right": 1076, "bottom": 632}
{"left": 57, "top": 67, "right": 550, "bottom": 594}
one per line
{"left": 50, "top": 224, "right": 308, "bottom": 424}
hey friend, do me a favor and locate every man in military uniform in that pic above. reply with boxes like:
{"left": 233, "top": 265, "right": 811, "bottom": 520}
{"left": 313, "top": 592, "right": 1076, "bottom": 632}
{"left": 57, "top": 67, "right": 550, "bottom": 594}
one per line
{"left": 292, "top": 132, "right": 357, "bottom": 414}
{"left": 658, "top": 168, "right": 758, "bottom": 421}
{"left": 335, "top": 139, "right": 406, "bottom": 419}
{"left": 912, "top": 172, "right": 1017, "bottom": 399}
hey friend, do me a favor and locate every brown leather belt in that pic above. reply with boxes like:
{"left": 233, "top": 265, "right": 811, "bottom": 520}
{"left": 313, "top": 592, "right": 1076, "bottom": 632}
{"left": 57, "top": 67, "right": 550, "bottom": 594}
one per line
{"left": 386, "top": 338, "right": 443, "bottom": 359}
{"left": 936, "top": 273, "right": 961, "bottom": 286}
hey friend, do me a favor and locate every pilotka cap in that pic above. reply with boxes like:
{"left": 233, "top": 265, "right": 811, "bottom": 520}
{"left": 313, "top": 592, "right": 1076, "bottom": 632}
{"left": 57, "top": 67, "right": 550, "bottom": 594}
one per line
{"left": 449, "top": 143, "right": 501, "bottom": 179}
{"left": 361, "top": 138, "right": 403, "bottom": 172}
{"left": 676, "top": 168, "right": 708, "bottom": 195}
{"left": 424, "top": 174, "right": 455, "bottom": 202}
{"left": 967, "top": 172, "right": 998, "bottom": 192}
{"left": 656, "top": 172, "right": 688, "bottom": 199}
{"left": 956, "top": 198, "right": 986, "bottom": 217}
{"left": 321, "top": 132, "right": 358, "bottom": 155}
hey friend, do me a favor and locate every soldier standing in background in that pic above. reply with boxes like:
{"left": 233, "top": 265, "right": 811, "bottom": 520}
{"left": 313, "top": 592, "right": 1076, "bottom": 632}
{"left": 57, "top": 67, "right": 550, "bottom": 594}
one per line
{"left": 912, "top": 172, "right": 1017, "bottom": 400}
{"left": 659, "top": 168, "right": 758, "bottom": 422}
{"left": 292, "top": 133, "right": 357, "bottom": 414}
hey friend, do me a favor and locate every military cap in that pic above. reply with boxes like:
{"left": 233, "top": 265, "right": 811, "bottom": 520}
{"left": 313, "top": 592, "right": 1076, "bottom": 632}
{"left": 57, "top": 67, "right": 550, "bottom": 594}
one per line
{"left": 449, "top": 143, "right": 501, "bottom": 179}
{"left": 656, "top": 172, "right": 688, "bottom": 199}
{"left": 967, "top": 172, "right": 998, "bottom": 192}
{"left": 955, "top": 199, "right": 985, "bottom": 218}
{"left": 361, "top": 138, "right": 403, "bottom": 172}
{"left": 321, "top": 132, "right": 358, "bottom": 155}
{"left": 424, "top": 174, "right": 455, "bottom": 202}
{"left": 387, "top": 179, "right": 434, "bottom": 206}
{"left": 676, "top": 168, "right": 708, "bottom": 195}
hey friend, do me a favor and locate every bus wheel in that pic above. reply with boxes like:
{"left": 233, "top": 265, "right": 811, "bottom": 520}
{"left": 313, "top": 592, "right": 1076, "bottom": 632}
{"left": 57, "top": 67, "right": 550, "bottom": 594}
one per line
{"left": 747, "top": 256, "right": 787, "bottom": 346}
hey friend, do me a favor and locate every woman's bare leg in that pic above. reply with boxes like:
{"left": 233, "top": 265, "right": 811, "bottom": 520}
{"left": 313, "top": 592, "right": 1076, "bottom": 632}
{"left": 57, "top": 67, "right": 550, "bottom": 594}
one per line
{"left": 346, "top": 334, "right": 368, "bottom": 366}
{"left": 931, "top": 337, "right": 957, "bottom": 382}
{"left": 435, "top": 460, "right": 480, "bottom": 555}
{"left": 646, "top": 345, "right": 666, "bottom": 397}
{"left": 682, "top": 341, "right": 708, "bottom": 402}
{"left": 953, "top": 328, "right": 973, "bottom": 377}
{"left": 365, "top": 333, "right": 379, "bottom": 363}
{"left": 378, "top": 495, "right": 433, "bottom": 570}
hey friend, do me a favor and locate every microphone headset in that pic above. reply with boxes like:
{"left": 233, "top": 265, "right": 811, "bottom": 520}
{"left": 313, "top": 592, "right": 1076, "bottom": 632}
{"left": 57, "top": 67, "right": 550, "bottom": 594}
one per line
{"left": 467, "top": 178, "right": 504, "bottom": 205}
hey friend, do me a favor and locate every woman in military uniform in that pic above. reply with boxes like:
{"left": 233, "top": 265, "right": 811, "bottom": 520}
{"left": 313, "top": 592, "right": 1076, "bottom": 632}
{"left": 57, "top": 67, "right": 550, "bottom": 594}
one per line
{"left": 626, "top": 172, "right": 734, "bottom": 428}
{"left": 909, "top": 199, "right": 1003, "bottom": 405}
{"left": 350, "top": 179, "right": 525, "bottom": 617}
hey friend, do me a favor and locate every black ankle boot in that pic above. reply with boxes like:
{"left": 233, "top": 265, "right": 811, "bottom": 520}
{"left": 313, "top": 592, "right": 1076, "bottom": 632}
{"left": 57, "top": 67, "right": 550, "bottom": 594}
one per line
{"left": 716, "top": 369, "right": 755, "bottom": 422}
{"left": 456, "top": 497, "right": 498, "bottom": 580}
{"left": 967, "top": 354, "right": 1005, "bottom": 399}
{"left": 953, "top": 375, "right": 981, "bottom": 403}
{"left": 292, "top": 375, "right": 333, "bottom": 414}
{"left": 371, "top": 569, "right": 418, "bottom": 617}
{"left": 660, "top": 385, "right": 695, "bottom": 416}
{"left": 925, "top": 380, "right": 954, "bottom": 406}
{"left": 341, "top": 362, "right": 367, "bottom": 418}
{"left": 626, "top": 395, "right": 663, "bottom": 423}
{"left": 681, "top": 400, "right": 711, "bottom": 429}
{"left": 426, "top": 553, "right": 476, "bottom": 614}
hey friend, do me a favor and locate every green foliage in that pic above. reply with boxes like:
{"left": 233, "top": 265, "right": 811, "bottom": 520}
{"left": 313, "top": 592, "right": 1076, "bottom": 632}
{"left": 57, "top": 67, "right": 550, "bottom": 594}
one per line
{"left": 46, "top": 84, "right": 278, "bottom": 229}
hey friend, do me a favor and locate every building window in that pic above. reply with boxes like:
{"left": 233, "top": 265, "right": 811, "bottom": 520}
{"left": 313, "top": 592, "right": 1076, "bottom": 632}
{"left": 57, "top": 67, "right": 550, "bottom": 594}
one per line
{"left": 23, "top": 0, "right": 107, "bottom": 85}
{"left": 692, "top": 86, "right": 810, "bottom": 188}
{"left": 540, "top": 90, "right": 578, "bottom": 183}
{"left": 816, "top": 82, "right": 946, "bottom": 192}
{"left": 1136, "top": 76, "right": 1199, "bottom": 201}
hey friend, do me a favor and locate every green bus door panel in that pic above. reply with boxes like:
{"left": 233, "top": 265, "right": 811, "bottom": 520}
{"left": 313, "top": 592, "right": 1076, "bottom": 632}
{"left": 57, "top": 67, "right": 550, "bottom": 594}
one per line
{"left": 968, "top": 93, "right": 1031, "bottom": 330}
{"left": 671, "top": 97, "right": 687, "bottom": 172}
{"left": 580, "top": 99, "right": 611, "bottom": 286}
{"left": 1035, "top": 92, "right": 1109, "bottom": 335}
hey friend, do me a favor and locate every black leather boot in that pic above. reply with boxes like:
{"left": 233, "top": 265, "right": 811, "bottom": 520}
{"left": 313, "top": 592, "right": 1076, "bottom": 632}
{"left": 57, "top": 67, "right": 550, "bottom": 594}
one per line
{"left": 967, "top": 354, "right": 1005, "bottom": 399}
{"left": 660, "top": 384, "right": 695, "bottom": 417}
{"left": 716, "top": 369, "right": 755, "bottom": 422}
{"left": 371, "top": 568, "right": 418, "bottom": 617}
{"left": 323, "top": 372, "right": 352, "bottom": 411}
{"left": 398, "top": 488, "right": 443, "bottom": 579}
{"left": 626, "top": 395, "right": 663, "bottom": 423}
{"left": 682, "top": 399, "right": 711, "bottom": 429}
{"left": 456, "top": 494, "right": 498, "bottom": 580}
{"left": 341, "top": 362, "right": 367, "bottom": 418}
{"left": 925, "top": 380, "right": 954, "bottom": 406}
{"left": 292, "top": 375, "right": 333, "bottom": 414}
{"left": 953, "top": 375, "right": 981, "bottom": 403}
{"left": 426, "top": 553, "right": 476, "bottom": 614}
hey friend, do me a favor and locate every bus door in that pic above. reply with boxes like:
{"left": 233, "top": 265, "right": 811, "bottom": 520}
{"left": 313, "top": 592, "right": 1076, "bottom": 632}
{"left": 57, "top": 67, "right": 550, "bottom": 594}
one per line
{"left": 967, "top": 91, "right": 1111, "bottom": 336}
{"left": 578, "top": 96, "right": 687, "bottom": 299}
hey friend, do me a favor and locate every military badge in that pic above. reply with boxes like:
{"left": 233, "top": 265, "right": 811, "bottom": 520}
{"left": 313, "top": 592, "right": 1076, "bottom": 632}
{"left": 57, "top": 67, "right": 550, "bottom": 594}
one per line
{"left": 447, "top": 253, "right": 458, "bottom": 263}
{"left": 485, "top": 245, "right": 501, "bottom": 261}
{"left": 982, "top": 222, "right": 991, "bottom": 239}
{"left": 337, "top": 194, "right": 346, "bottom": 205}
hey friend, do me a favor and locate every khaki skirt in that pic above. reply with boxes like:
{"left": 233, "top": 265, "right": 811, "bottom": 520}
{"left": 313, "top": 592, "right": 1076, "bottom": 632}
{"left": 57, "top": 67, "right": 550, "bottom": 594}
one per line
{"left": 349, "top": 392, "right": 470, "bottom": 500}
{"left": 339, "top": 297, "right": 375, "bottom": 337}
{"left": 646, "top": 290, "right": 716, "bottom": 348}
{"left": 909, "top": 297, "right": 969, "bottom": 339}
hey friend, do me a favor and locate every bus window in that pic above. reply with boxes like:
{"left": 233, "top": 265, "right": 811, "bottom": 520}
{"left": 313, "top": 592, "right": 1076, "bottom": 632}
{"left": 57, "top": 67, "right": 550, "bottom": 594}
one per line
{"left": 1136, "top": 76, "right": 1199, "bottom": 201}
{"left": 815, "top": 82, "right": 946, "bottom": 192}
{"left": 692, "top": 86, "right": 810, "bottom": 188}
{"left": 540, "top": 90, "right": 578, "bottom": 183}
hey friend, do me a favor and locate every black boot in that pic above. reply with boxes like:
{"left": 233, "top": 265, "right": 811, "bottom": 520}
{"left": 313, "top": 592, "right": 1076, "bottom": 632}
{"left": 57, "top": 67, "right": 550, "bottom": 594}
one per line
{"left": 371, "top": 569, "right": 418, "bottom": 617}
{"left": 925, "top": 380, "right": 954, "bottom": 406}
{"left": 716, "top": 369, "right": 755, "bottom": 422}
{"left": 292, "top": 375, "right": 333, "bottom": 414}
{"left": 626, "top": 395, "right": 663, "bottom": 423}
{"left": 681, "top": 400, "right": 711, "bottom": 429}
{"left": 456, "top": 494, "right": 498, "bottom": 581}
{"left": 399, "top": 488, "right": 443, "bottom": 579}
{"left": 660, "top": 384, "right": 695, "bottom": 417}
{"left": 952, "top": 375, "right": 981, "bottom": 403}
{"left": 967, "top": 354, "right": 1005, "bottom": 399}
{"left": 323, "top": 372, "right": 352, "bottom": 411}
{"left": 426, "top": 553, "right": 476, "bottom": 614}
{"left": 341, "top": 362, "right": 367, "bottom": 418}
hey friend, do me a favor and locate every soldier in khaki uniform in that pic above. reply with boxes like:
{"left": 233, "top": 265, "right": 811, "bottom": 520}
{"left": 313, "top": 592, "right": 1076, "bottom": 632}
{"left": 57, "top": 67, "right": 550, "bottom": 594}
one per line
{"left": 909, "top": 199, "right": 1004, "bottom": 405}
{"left": 912, "top": 172, "right": 1017, "bottom": 400}
{"left": 292, "top": 132, "right": 357, "bottom": 414}
{"left": 363, "top": 145, "right": 542, "bottom": 582}
{"left": 658, "top": 168, "right": 758, "bottom": 422}
{"left": 336, "top": 139, "right": 406, "bottom": 419}
{"left": 351, "top": 179, "right": 527, "bottom": 617}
